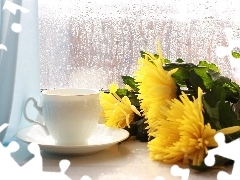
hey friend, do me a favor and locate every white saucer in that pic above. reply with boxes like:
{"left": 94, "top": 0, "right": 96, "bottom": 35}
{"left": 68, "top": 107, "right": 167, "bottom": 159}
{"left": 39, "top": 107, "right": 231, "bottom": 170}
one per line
{"left": 16, "top": 124, "right": 129, "bottom": 155}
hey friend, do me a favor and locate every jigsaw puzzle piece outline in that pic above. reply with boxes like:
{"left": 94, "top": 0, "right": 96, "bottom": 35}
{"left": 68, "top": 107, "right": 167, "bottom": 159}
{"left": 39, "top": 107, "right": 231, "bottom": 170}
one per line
{"left": 170, "top": 165, "right": 190, "bottom": 180}
{"left": 205, "top": 132, "right": 240, "bottom": 179}
{"left": 3, "top": 0, "right": 29, "bottom": 14}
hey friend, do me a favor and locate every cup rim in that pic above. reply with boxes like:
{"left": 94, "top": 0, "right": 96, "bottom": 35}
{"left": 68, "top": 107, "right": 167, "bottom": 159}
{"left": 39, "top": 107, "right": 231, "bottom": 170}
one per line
{"left": 42, "top": 88, "right": 99, "bottom": 96}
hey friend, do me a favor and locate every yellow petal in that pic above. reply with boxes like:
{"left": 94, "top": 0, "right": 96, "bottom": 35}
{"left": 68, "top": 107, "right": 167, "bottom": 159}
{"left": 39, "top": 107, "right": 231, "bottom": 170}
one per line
{"left": 217, "top": 126, "right": 240, "bottom": 135}
{"left": 130, "top": 105, "right": 141, "bottom": 116}
{"left": 109, "top": 83, "right": 118, "bottom": 93}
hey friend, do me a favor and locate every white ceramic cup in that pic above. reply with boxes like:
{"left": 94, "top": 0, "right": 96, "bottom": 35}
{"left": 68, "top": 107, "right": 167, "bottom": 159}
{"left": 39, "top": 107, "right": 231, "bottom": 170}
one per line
{"left": 24, "top": 88, "right": 100, "bottom": 145}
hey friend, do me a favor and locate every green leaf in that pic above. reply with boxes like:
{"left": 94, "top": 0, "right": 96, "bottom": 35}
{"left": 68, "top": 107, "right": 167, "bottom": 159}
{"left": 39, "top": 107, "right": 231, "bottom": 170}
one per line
{"left": 192, "top": 67, "right": 213, "bottom": 90}
{"left": 163, "top": 62, "right": 196, "bottom": 70}
{"left": 210, "top": 75, "right": 240, "bottom": 103}
{"left": 116, "top": 88, "right": 128, "bottom": 97}
{"left": 122, "top": 76, "right": 139, "bottom": 92}
{"left": 124, "top": 118, "right": 149, "bottom": 142}
{"left": 140, "top": 51, "right": 146, "bottom": 58}
{"left": 140, "top": 51, "right": 158, "bottom": 60}
{"left": 127, "top": 91, "right": 140, "bottom": 107}
{"left": 163, "top": 58, "right": 171, "bottom": 63}
{"left": 176, "top": 58, "right": 184, "bottom": 63}
{"left": 188, "top": 70, "right": 208, "bottom": 92}
{"left": 202, "top": 86, "right": 240, "bottom": 141}
{"left": 202, "top": 86, "right": 226, "bottom": 130}
{"left": 203, "top": 85, "right": 226, "bottom": 107}
{"left": 232, "top": 51, "right": 240, "bottom": 59}
{"left": 140, "top": 51, "right": 170, "bottom": 64}
{"left": 163, "top": 63, "right": 197, "bottom": 88}
{"left": 207, "top": 69, "right": 221, "bottom": 81}
{"left": 198, "top": 61, "right": 220, "bottom": 72}
{"left": 171, "top": 67, "right": 191, "bottom": 87}
{"left": 135, "top": 118, "right": 149, "bottom": 142}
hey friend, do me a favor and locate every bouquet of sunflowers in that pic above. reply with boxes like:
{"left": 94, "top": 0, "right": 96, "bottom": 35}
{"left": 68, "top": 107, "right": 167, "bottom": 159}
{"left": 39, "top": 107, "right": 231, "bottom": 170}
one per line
{"left": 99, "top": 42, "right": 240, "bottom": 170}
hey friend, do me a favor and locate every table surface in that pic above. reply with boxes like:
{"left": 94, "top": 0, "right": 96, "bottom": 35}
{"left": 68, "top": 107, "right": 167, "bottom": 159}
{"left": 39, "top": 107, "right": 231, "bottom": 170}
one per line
{"left": 12, "top": 137, "right": 232, "bottom": 180}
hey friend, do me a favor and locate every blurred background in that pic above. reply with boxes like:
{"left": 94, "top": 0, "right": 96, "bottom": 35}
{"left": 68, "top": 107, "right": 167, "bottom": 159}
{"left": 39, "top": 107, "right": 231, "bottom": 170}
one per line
{"left": 38, "top": 0, "right": 240, "bottom": 90}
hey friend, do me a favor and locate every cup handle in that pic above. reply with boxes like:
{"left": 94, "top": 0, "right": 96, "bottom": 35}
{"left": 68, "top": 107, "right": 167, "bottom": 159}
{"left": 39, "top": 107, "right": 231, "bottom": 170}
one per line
{"left": 24, "top": 97, "right": 49, "bottom": 135}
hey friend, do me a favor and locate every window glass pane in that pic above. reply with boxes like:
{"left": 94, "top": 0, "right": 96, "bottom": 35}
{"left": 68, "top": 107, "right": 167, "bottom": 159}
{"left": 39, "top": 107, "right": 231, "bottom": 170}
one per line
{"left": 39, "top": 0, "right": 240, "bottom": 89}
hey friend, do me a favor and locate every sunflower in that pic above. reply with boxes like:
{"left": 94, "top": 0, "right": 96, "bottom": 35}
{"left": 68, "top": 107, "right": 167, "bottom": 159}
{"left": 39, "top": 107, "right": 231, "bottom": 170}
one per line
{"left": 148, "top": 88, "right": 240, "bottom": 166}
{"left": 100, "top": 84, "right": 141, "bottom": 128}
{"left": 134, "top": 42, "right": 178, "bottom": 137}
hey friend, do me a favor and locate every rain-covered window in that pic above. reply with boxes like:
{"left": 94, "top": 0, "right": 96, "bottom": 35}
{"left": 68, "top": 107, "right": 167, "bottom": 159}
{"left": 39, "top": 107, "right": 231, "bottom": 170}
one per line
{"left": 39, "top": 0, "right": 240, "bottom": 89}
